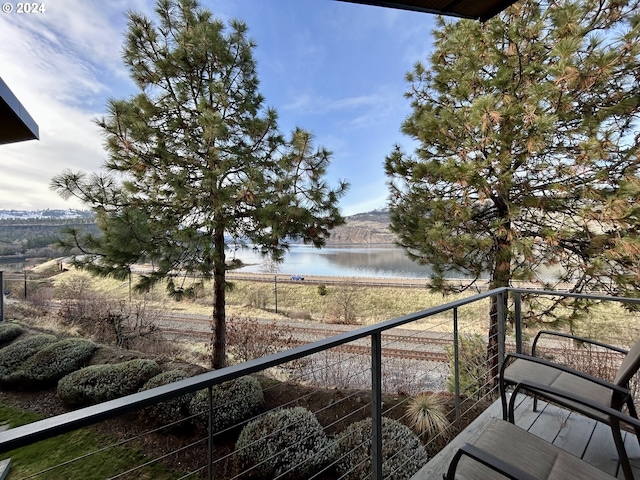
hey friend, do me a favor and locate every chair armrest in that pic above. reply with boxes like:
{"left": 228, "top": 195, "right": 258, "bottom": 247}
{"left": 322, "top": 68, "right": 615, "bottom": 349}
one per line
{"left": 509, "top": 380, "right": 640, "bottom": 431}
{"left": 532, "top": 330, "right": 628, "bottom": 357}
{"left": 444, "top": 443, "right": 538, "bottom": 480}
{"left": 501, "top": 352, "right": 630, "bottom": 395}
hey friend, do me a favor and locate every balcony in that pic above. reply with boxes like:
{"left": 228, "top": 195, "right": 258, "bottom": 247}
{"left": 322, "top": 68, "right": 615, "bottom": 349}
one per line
{"left": 0, "top": 287, "right": 639, "bottom": 479}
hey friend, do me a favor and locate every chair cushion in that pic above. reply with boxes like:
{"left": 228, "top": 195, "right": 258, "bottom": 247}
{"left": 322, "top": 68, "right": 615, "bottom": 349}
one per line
{"left": 451, "top": 418, "right": 615, "bottom": 479}
{"left": 503, "top": 358, "right": 615, "bottom": 422}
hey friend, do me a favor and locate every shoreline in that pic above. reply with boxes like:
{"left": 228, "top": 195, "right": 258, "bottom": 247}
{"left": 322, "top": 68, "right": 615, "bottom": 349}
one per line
{"left": 226, "top": 272, "right": 580, "bottom": 292}
{"left": 227, "top": 272, "right": 495, "bottom": 290}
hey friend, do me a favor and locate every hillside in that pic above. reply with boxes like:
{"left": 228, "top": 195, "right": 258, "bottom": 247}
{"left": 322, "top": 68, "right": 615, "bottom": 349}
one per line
{"left": 0, "top": 210, "right": 97, "bottom": 257}
{"left": 327, "top": 209, "right": 396, "bottom": 245}
{"left": 0, "top": 209, "right": 396, "bottom": 248}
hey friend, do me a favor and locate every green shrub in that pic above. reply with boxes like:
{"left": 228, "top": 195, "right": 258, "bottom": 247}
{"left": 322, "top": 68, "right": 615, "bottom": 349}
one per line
{"left": 4, "top": 338, "right": 97, "bottom": 390}
{"left": 0, "top": 323, "right": 23, "bottom": 346}
{"left": 334, "top": 417, "right": 428, "bottom": 480}
{"left": 0, "top": 334, "right": 58, "bottom": 384}
{"left": 317, "top": 284, "right": 327, "bottom": 296}
{"left": 57, "top": 359, "right": 161, "bottom": 407}
{"left": 189, "top": 375, "right": 263, "bottom": 435}
{"left": 445, "top": 334, "right": 488, "bottom": 399}
{"left": 234, "top": 406, "right": 334, "bottom": 480}
{"left": 139, "top": 370, "right": 192, "bottom": 427}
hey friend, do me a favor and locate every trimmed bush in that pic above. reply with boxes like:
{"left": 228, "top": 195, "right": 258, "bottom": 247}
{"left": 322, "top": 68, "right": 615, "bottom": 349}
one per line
{"left": 334, "top": 417, "right": 429, "bottom": 480}
{"left": 0, "top": 323, "right": 23, "bottom": 346}
{"left": 189, "top": 375, "right": 263, "bottom": 435}
{"left": 234, "top": 406, "right": 334, "bottom": 480}
{"left": 0, "top": 334, "right": 58, "bottom": 384}
{"left": 139, "top": 370, "right": 192, "bottom": 427}
{"left": 58, "top": 358, "right": 161, "bottom": 407}
{"left": 4, "top": 338, "right": 96, "bottom": 390}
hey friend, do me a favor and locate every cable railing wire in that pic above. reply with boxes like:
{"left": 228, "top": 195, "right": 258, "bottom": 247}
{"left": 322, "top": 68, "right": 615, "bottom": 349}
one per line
{"left": 4, "top": 288, "right": 630, "bottom": 479}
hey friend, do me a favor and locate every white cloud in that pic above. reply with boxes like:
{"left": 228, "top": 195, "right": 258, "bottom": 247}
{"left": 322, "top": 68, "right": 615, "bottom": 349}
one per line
{"left": 0, "top": 0, "right": 435, "bottom": 216}
{"left": 284, "top": 92, "right": 386, "bottom": 115}
{"left": 0, "top": 2, "right": 133, "bottom": 210}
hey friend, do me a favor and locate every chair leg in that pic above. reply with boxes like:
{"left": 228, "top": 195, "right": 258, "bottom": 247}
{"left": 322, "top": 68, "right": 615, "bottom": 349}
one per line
{"left": 499, "top": 380, "right": 508, "bottom": 420}
{"left": 626, "top": 398, "right": 640, "bottom": 446}
{"left": 612, "top": 420, "right": 634, "bottom": 480}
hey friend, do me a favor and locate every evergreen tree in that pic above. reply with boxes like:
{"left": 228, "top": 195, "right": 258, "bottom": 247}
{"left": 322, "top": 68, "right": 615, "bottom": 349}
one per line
{"left": 51, "top": 0, "right": 348, "bottom": 369}
{"left": 385, "top": 0, "right": 640, "bottom": 377}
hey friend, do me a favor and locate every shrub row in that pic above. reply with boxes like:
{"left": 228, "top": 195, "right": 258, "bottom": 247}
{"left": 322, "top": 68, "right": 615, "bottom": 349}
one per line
{"left": 0, "top": 333, "right": 265, "bottom": 438}
{"left": 0, "top": 332, "right": 428, "bottom": 479}
{"left": 234, "top": 408, "right": 428, "bottom": 480}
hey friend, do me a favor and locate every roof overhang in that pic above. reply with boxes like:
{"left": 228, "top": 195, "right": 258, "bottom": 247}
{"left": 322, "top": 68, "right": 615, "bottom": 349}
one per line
{"left": 0, "top": 77, "right": 39, "bottom": 145}
{"left": 337, "top": 0, "right": 519, "bottom": 21}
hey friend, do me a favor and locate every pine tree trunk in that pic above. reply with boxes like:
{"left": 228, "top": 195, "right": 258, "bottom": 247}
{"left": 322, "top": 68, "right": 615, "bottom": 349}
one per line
{"left": 212, "top": 223, "right": 227, "bottom": 370}
{"left": 488, "top": 218, "right": 511, "bottom": 388}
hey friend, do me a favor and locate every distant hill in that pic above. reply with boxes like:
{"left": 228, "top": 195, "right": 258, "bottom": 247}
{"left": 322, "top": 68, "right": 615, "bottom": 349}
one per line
{"left": 0, "top": 208, "right": 395, "bottom": 246}
{"left": 0, "top": 209, "right": 94, "bottom": 221}
{"left": 0, "top": 210, "right": 97, "bottom": 258}
{"left": 327, "top": 209, "right": 396, "bottom": 245}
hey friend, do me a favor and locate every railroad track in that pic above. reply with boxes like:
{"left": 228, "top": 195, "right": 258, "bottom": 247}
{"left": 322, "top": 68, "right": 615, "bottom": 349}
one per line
{"left": 159, "top": 327, "right": 450, "bottom": 362}
{"left": 156, "top": 312, "right": 454, "bottom": 362}
{"left": 156, "top": 313, "right": 455, "bottom": 345}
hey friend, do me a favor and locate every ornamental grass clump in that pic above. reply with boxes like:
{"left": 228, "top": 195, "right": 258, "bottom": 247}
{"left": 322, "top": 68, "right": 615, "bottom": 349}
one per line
{"left": 334, "top": 417, "right": 428, "bottom": 480}
{"left": 57, "top": 358, "right": 161, "bottom": 407}
{"left": 5, "top": 338, "right": 97, "bottom": 390}
{"left": 139, "top": 370, "right": 192, "bottom": 427}
{"left": 189, "top": 375, "right": 263, "bottom": 435}
{"left": 0, "top": 323, "right": 23, "bottom": 347}
{"left": 234, "top": 406, "right": 334, "bottom": 480}
{"left": 0, "top": 334, "right": 58, "bottom": 385}
{"left": 406, "top": 392, "right": 451, "bottom": 440}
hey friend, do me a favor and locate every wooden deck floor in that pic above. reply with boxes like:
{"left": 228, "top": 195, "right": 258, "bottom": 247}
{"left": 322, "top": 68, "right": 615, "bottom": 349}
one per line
{"left": 412, "top": 394, "right": 640, "bottom": 479}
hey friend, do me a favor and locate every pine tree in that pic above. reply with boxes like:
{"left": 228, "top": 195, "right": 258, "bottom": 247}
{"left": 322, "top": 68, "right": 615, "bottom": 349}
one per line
{"left": 385, "top": 0, "right": 640, "bottom": 377}
{"left": 51, "top": 0, "right": 348, "bottom": 369}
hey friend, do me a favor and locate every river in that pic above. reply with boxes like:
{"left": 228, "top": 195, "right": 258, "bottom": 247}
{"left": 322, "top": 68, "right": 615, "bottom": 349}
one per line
{"left": 0, "top": 245, "right": 565, "bottom": 281}
{"left": 227, "top": 244, "right": 438, "bottom": 278}
{"left": 0, "top": 246, "right": 438, "bottom": 279}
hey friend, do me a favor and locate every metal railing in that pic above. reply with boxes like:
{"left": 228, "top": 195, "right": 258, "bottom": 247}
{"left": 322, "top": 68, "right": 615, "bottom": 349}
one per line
{"left": 1, "top": 287, "right": 639, "bottom": 479}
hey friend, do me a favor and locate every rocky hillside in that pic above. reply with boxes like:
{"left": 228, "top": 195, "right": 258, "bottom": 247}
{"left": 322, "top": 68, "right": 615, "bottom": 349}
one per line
{"left": 327, "top": 209, "right": 396, "bottom": 244}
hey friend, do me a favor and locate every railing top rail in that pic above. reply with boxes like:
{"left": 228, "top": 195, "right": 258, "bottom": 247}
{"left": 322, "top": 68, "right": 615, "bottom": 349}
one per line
{"left": 509, "top": 288, "right": 640, "bottom": 304}
{"left": 0, "top": 287, "right": 508, "bottom": 453}
{"left": 2, "top": 286, "right": 636, "bottom": 454}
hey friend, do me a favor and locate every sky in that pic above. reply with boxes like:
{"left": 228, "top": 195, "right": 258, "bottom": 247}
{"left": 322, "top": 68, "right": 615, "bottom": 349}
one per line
{"left": 0, "top": 0, "right": 439, "bottom": 216}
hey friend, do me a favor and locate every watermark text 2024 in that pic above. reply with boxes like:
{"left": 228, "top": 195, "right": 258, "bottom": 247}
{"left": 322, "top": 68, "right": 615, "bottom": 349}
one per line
{"left": 2, "top": 3, "right": 46, "bottom": 14}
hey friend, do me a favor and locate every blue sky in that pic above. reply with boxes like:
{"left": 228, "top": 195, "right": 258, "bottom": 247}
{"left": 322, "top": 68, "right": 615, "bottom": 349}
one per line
{"left": 0, "top": 0, "right": 438, "bottom": 215}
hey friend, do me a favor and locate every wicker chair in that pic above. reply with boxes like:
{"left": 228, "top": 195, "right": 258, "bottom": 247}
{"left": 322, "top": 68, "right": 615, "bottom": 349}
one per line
{"left": 499, "top": 331, "right": 640, "bottom": 480}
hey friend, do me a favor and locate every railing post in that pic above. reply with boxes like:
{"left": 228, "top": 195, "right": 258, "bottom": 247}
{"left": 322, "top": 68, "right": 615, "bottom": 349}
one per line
{"left": 371, "top": 333, "right": 383, "bottom": 480}
{"left": 452, "top": 307, "right": 460, "bottom": 421}
{"left": 497, "top": 291, "right": 506, "bottom": 367}
{"left": 514, "top": 291, "right": 522, "bottom": 353}
{"left": 208, "top": 386, "right": 213, "bottom": 480}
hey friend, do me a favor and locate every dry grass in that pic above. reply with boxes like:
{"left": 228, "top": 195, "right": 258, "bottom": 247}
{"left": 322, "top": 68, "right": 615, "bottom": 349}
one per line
{"left": 33, "top": 266, "right": 640, "bottom": 349}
